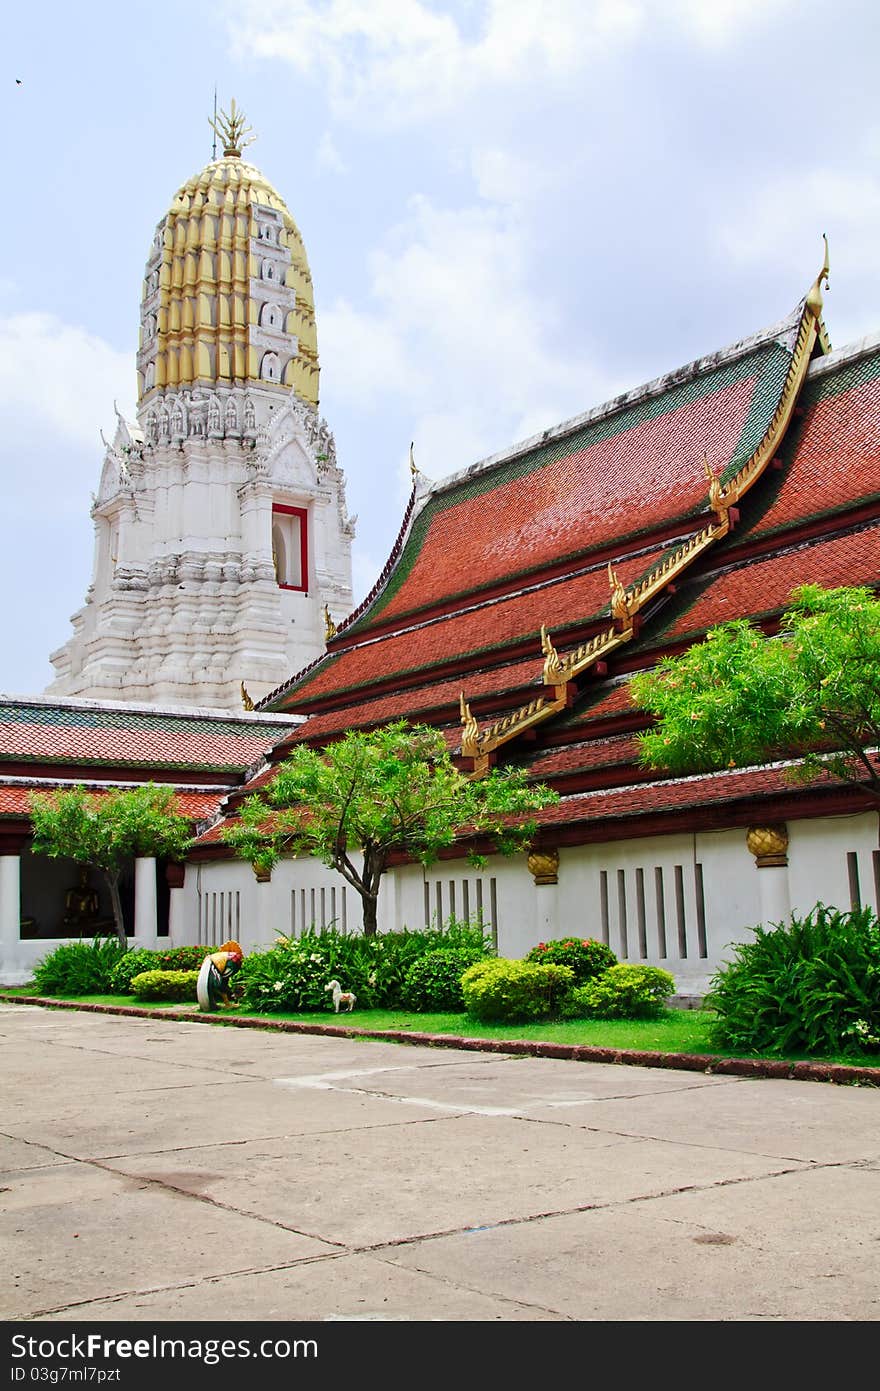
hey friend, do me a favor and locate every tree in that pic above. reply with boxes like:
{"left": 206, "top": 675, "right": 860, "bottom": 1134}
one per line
{"left": 29, "top": 784, "right": 194, "bottom": 946}
{"left": 221, "top": 720, "right": 559, "bottom": 934}
{"left": 631, "top": 584, "right": 880, "bottom": 800}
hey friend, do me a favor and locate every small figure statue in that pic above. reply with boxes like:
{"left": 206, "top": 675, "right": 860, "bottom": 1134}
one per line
{"left": 196, "top": 940, "right": 244, "bottom": 1012}
{"left": 325, "top": 979, "right": 356, "bottom": 1013}
{"left": 63, "top": 867, "right": 100, "bottom": 926}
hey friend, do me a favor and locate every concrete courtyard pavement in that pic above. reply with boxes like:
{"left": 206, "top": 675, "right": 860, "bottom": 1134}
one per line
{"left": 2, "top": 1001, "right": 879, "bottom": 1322}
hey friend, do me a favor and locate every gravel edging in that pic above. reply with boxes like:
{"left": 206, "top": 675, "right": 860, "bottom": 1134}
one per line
{"left": 3, "top": 992, "right": 880, "bottom": 1086}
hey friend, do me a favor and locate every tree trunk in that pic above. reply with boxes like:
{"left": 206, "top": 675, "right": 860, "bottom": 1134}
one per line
{"left": 105, "top": 871, "right": 127, "bottom": 948}
{"left": 361, "top": 893, "right": 378, "bottom": 936}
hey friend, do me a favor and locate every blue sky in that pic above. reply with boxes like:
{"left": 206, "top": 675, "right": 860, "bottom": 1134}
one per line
{"left": 2, "top": 0, "right": 878, "bottom": 696}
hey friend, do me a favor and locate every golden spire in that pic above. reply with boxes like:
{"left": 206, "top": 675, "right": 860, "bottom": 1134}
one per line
{"left": 540, "top": 624, "right": 564, "bottom": 685}
{"left": 703, "top": 454, "right": 727, "bottom": 525}
{"left": 324, "top": 604, "right": 337, "bottom": 641}
{"left": 240, "top": 681, "right": 255, "bottom": 711}
{"left": 607, "top": 563, "right": 631, "bottom": 627}
{"left": 209, "top": 98, "right": 256, "bottom": 159}
{"left": 805, "top": 233, "right": 830, "bottom": 317}
{"left": 459, "top": 692, "right": 480, "bottom": 759}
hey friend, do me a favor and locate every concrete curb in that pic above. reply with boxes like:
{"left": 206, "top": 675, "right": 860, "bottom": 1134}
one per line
{"left": 3, "top": 992, "right": 879, "bottom": 1086}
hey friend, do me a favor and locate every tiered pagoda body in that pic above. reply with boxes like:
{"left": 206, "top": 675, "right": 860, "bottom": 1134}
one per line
{"left": 47, "top": 107, "right": 354, "bottom": 710}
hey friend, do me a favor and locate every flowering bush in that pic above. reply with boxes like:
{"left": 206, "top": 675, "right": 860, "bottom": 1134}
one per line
{"left": 110, "top": 946, "right": 216, "bottom": 994}
{"left": 235, "top": 918, "right": 494, "bottom": 1014}
{"left": 524, "top": 937, "right": 617, "bottom": 985}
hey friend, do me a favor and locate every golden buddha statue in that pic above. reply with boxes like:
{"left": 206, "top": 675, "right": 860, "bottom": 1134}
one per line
{"left": 63, "top": 867, "right": 101, "bottom": 926}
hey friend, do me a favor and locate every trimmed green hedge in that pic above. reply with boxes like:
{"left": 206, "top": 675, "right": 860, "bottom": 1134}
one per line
{"left": 461, "top": 959, "right": 574, "bottom": 1022}
{"left": 561, "top": 964, "right": 675, "bottom": 1019}
{"left": 130, "top": 969, "right": 200, "bottom": 1002}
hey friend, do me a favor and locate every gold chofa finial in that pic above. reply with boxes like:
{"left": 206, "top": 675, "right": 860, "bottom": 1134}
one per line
{"left": 409, "top": 441, "right": 418, "bottom": 479}
{"left": 209, "top": 99, "right": 256, "bottom": 158}
{"left": 607, "top": 563, "right": 631, "bottom": 628}
{"left": 805, "top": 233, "right": 830, "bottom": 317}
{"left": 703, "top": 454, "right": 727, "bottom": 524}
{"left": 540, "top": 624, "right": 564, "bottom": 685}
{"left": 460, "top": 692, "right": 480, "bottom": 759}
{"left": 324, "top": 605, "right": 337, "bottom": 641}
{"left": 240, "top": 681, "right": 255, "bottom": 711}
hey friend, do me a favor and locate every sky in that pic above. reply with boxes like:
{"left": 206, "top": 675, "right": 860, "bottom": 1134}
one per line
{"left": 2, "top": 0, "right": 879, "bottom": 697}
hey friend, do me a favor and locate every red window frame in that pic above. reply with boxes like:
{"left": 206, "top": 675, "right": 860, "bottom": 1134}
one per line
{"left": 272, "top": 504, "right": 309, "bottom": 593}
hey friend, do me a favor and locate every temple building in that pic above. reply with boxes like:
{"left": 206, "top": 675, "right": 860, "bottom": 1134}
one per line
{"left": 0, "top": 215, "right": 877, "bottom": 990}
{"left": 47, "top": 103, "right": 354, "bottom": 710}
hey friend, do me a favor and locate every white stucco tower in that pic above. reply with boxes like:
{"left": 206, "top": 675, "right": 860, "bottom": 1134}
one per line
{"left": 48, "top": 103, "right": 354, "bottom": 708}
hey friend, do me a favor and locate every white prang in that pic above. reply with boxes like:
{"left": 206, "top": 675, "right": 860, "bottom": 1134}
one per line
{"left": 47, "top": 384, "right": 354, "bottom": 709}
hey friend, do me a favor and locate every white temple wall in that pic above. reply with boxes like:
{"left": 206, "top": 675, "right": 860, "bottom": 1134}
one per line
{"left": 165, "top": 810, "right": 880, "bottom": 999}
{"left": 8, "top": 810, "right": 877, "bottom": 990}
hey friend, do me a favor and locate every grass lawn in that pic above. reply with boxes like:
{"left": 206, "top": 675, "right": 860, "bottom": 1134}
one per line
{"left": 3, "top": 986, "right": 880, "bottom": 1069}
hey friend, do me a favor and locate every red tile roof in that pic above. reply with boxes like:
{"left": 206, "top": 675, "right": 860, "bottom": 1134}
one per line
{"left": 0, "top": 699, "right": 297, "bottom": 772}
{"left": 0, "top": 783, "right": 223, "bottom": 822}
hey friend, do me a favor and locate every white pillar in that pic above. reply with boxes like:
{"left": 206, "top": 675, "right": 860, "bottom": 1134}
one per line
{"left": 134, "top": 856, "right": 158, "bottom": 946}
{"left": 0, "top": 854, "right": 22, "bottom": 978}
{"left": 746, "top": 826, "right": 791, "bottom": 926}
{"left": 168, "top": 887, "right": 186, "bottom": 945}
{"left": 527, "top": 848, "right": 560, "bottom": 949}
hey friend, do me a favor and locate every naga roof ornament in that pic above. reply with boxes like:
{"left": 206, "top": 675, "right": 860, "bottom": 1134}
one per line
{"left": 459, "top": 693, "right": 480, "bottom": 758}
{"left": 541, "top": 625, "right": 564, "bottom": 685}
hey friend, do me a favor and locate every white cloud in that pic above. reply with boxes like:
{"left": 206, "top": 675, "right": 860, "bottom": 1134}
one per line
{"left": 320, "top": 195, "right": 621, "bottom": 481}
{"left": 232, "top": 0, "right": 796, "bottom": 126}
{"left": 0, "top": 313, "right": 135, "bottom": 454}
{"left": 716, "top": 167, "right": 880, "bottom": 342}
{"left": 316, "top": 130, "right": 348, "bottom": 174}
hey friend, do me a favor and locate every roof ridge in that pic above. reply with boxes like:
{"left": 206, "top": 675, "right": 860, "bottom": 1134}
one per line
{"left": 422, "top": 304, "right": 803, "bottom": 504}
{"left": 0, "top": 694, "right": 302, "bottom": 725}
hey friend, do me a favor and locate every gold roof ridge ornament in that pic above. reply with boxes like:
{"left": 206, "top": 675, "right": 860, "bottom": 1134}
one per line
{"left": 240, "top": 681, "right": 255, "bottom": 711}
{"left": 805, "top": 233, "right": 830, "bottom": 318}
{"left": 540, "top": 624, "right": 564, "bottom": 685}
{"left": 209, "top": 98, "right": 256, "bottom": 159}
{"left": 459, "top": 692, "right": 481, "bottom": 759}
{"left": 324, "top": 605, "right": 337, "bottom": 642}
{"left": 607, "top": 563, "right": 632, "bottom": 629}
{"left": 703, "top": 453, "right": 728, "bottom": 526}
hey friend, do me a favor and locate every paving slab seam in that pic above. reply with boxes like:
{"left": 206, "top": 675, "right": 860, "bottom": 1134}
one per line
{"left": 359, "top": 1248, "right": 577, "bottom": 1322}
{"left": 5, "top": 993, "right": 880, "bottom": 1085}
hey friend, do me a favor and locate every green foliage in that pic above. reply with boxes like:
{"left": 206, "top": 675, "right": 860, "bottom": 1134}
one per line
{"left": 32, "top": 937, "right": 126, "bottom": 996}
{"left": 235, "top": 917, "right": 494, "bottom": 1014}
{"left": 130, "top": 970, "right": 200, "bottom": 1002}
{"left": 221, "top": 720, "right": 558, "bottom": 932}
{"left": 524, "top": 936, "right": 617, "bottom": 984}
{"left": 109, "top": 946, "right": 217, "bottom": 994}
{"left": 632, "top": 584, "right": 880, "bottom": 800}
{"left": 561, "top": 964, "right": 675, "bottom": 1019}
{"left": 461, "top": 958, "right": 574, "bottom": 1022}
{"left": 707, "top": 904, "right": 880, "bottom": 1056}
{"left": 400, "top": 948, "right": 486, "bottom": 1011}
{"left": 29, "top": 783, "right": 194, "bottom": 944}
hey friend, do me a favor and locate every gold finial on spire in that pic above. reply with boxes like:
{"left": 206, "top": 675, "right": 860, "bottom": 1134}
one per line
{"left": 240, "top": 681, "right": 255, "bottom": 711}
{"left": 209, "top": 98, "right": 256, "bottom": 159}
{"left": 540, "top": 624, "right": 564, "bottom": 685}
{"left": 608, "top": 563, "right": 631, "bottom": 628}
{"left": 703, "top": 454, "right": 727, "bottom": 525}
{"left": 805, "top": 232, "right": 830, "bottom": 317}
{"left": 460, "top": 692, "right": 480, "bottom": 758}
{"left": 324, "top": 604, "right": 337, "bottom": 641}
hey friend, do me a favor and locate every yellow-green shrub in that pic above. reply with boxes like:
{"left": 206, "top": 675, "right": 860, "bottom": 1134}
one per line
{"left": 130, "top": 969, "right": 199, "bottom": 1002}
{"left": 461, "top": 958, "right": 574, "bottom": 1022}
{"left": 562, "top": 964, "right": 675, "bottom": 1019}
